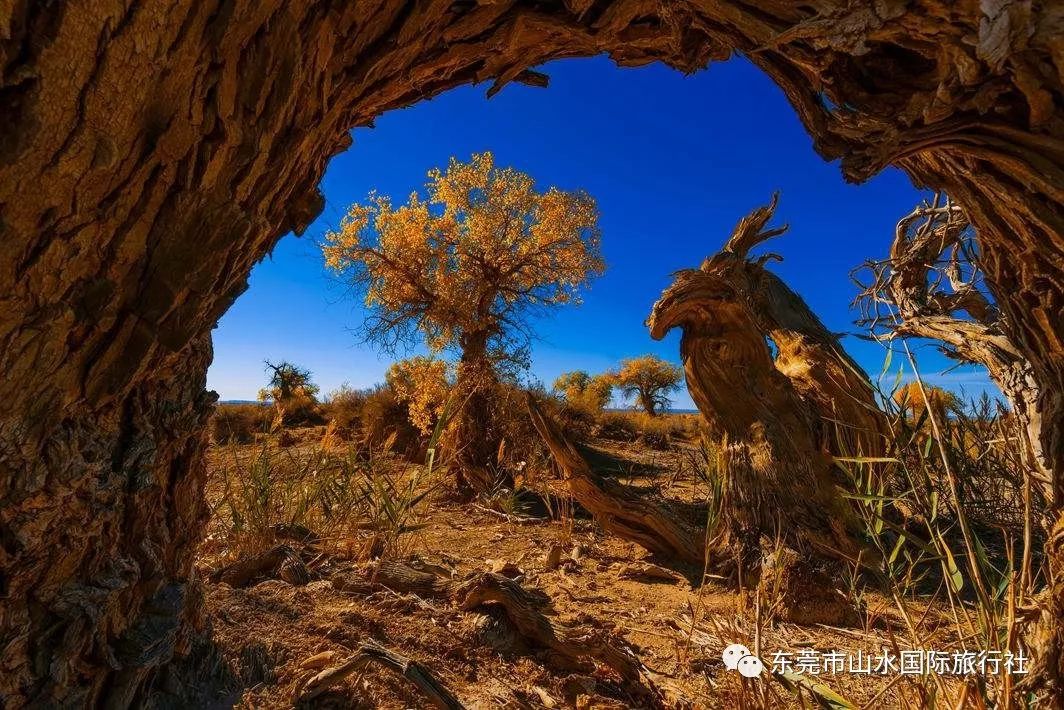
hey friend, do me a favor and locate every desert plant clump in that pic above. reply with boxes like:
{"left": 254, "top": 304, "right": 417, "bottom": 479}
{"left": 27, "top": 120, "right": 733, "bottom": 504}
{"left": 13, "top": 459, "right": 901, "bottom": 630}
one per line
{"left": 209, "top": 433, "right": 442, "bottom": 563}
{"left": 258, "top": 360, "right": 324, "bottom": 426}
{"left": 322, "top": 384, "right": 367, "bottom": 437}
{"left": 595, "top": 411, "right": 641, "bottom": 442}
{"left": 356, "top": 385, "right": 424, "bottom": 459}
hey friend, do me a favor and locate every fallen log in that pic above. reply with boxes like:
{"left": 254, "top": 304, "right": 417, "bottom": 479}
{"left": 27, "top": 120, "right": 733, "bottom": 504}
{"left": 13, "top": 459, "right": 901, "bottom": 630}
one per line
{"left": 211, "top": 545, "right": 311, "bottom": 588}
{"left": 294, "top": 641, "right": 464, "bottom": 708}
{"left": 332, "top": 559, "right": 455, "bottom": 598}
{"left": 526, "top": 394, "right": 705, "bottom": 565}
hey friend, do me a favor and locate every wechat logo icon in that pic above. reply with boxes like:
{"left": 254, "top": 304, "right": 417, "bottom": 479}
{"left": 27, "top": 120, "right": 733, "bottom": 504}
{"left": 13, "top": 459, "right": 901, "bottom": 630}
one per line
{"left": 722, "top": 644, "right": 764, "bottom": 678}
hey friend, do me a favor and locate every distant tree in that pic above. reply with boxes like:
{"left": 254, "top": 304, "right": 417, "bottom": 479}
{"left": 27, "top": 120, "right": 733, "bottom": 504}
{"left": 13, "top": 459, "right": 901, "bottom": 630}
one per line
{"left": 323, "top": 152, "right": 604, "bottom": 494}
{"left": 611, "top": 355, "right": 683, "bottom": 416}
{"left": 258, "top": 360, "right": 320, "bottom": 425}
{"left": 893, "top": 381, "right": 961, "bottom": 423}
{"left": 553, "top": 370, "right": 613, "bottom": 413}
{"left": 386, "top": 357, "right": 452, "bottom": 435}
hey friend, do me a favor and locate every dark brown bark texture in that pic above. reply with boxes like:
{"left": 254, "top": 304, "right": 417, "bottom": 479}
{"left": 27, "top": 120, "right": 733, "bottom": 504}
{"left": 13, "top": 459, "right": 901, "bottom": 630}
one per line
{"left": 0, "top": 1, "right": 1061, "bottom": 706}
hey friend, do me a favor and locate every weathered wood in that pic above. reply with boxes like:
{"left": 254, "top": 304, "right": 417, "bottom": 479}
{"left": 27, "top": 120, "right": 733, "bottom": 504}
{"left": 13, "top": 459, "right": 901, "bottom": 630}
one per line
{"left": 211, "top": 545, "right": 309, "bottom": 588}
{"left": 294, "top": 641, "right": 465, "bottom": 708}
{"left": 332, "top": 559, "right": 454, "bottom": 598}
{"left": 856, "top": 197, "right": 1051, "bottom": 499}
{"left": 648, "top": 197, "right": 888, "bottom": 572}
{"left": 455, "top": 572, "right": 655, "bottom": 702}
{"left": 0, "top": 1, "right": 1061, "bottom": 705}
{"left": 527, "top": 394, "right": 705, "bottom": 565}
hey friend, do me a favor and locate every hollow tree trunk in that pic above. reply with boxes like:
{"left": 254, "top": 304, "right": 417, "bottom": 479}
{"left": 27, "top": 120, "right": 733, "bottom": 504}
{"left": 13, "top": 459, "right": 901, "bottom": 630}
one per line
{"left": 1, "top": 1, "right": 1061, "bottom": 705}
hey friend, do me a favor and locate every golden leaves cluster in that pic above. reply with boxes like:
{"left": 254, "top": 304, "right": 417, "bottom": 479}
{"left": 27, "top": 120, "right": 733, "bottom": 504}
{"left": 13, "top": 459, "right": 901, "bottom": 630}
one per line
{"left": 323, "top": 151, "right": 604, "bottom": 354}
{"left": 553, "top": 370, "right": 613, "bottom": 413}
{"left": 386, "top": 356, "right": 451, "bottom": 435}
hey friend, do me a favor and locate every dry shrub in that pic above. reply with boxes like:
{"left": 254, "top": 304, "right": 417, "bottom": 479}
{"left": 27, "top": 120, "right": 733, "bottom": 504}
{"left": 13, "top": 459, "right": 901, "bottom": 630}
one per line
{"left": 359, "top": 385, "right": 422, "bottom": 457}
{"left": 553, "top": 400, "right": 598, "bottom": 440}
{"left": 322, "top": 384, "right": 366, "bottom": 436}
{"left": 590, "top": 411, "right": 699, "bottom": 449}
{"left": 320, "top": 421, "right": 345, "bottom": 451}
{"left": 595, "top": 411, "right": 640, "bottom": 442}
{"left": 322, "top": 384, "right": 423, "bottom": 459}
{"left": 635, "top": 414, "right": 674, "bottom": 450}
{"left": 212, "top": 403, "right": 271, "bottom": 444}
{"left": 487, "top": 382, "right": 552, "bottom": 484}
{"left": 274, "top": 396, "right": 325, "bottom": 427}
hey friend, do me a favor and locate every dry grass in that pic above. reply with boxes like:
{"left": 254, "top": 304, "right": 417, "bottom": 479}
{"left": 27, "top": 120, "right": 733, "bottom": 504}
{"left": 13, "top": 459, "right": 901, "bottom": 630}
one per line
{"left": 204, "top": 434, "right": 440, "bottom": 565}
{"left": 211, "top": 403, "right": 273, "bottom": 444}
{"left": 201, "top": 368, "right": 1045, "bottom": 709}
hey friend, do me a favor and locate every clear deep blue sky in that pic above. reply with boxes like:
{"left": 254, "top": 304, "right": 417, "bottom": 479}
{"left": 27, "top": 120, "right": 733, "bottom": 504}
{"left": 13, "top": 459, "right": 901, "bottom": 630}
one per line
{"left": 208, "top": 56, "right": 994, "bottom": 408}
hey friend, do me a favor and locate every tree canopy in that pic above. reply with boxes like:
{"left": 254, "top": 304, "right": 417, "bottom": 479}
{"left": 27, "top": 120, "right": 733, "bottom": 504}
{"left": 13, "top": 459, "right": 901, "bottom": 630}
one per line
{"left": 322, "top": 151, "right": 604, "bottom": 366}
{"left": 611, "top": 355, "right": 683, "bottom": 416}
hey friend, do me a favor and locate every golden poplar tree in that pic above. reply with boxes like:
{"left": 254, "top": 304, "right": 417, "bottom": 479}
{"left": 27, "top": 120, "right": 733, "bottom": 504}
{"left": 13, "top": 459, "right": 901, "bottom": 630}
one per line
{"left": 324, "top": 152, "right": 604, "bottom": 493}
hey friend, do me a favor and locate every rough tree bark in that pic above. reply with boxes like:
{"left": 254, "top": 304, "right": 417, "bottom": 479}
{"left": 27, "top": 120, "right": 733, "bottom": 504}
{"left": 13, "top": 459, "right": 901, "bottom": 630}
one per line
{"left": 1, "top": 1, "right": 1061, "bottom": 706}
{"left": 648, "top": 197, "right": 888, "bottom": 581}
{"left": 448, "top": 333, "right": 509, "bottom": 497}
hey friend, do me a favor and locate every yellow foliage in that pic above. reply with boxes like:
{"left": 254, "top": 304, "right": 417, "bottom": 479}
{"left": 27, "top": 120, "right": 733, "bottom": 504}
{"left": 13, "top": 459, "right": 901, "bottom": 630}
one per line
{"left": 386, "top": 357, "right": 451, "bottom": 435}
{"left": 893, "top": 381, "right": 960, "bottom": 420}
{"left": 553, "top": 370, "right": 613, "bottom": 413}
{"left": 322, "top": 152, "right": 604, "bottom": 358}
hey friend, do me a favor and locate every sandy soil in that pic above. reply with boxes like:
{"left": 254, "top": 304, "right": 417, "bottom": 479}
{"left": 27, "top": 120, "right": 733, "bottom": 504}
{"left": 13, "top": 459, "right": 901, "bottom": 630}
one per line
{"left": 195, "top": 433, "right": 960, "bottom": 709}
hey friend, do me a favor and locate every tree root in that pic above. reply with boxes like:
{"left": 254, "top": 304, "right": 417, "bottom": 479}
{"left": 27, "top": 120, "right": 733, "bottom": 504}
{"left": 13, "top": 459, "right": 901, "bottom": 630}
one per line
{"left": 455, "top": 572, "right": 653, "bottom": 694}
{"left": 526, "top": 393, "right": 704, "bottom": 565}
{"left": 294, "top": 641, "right": 465, "bottom": 708}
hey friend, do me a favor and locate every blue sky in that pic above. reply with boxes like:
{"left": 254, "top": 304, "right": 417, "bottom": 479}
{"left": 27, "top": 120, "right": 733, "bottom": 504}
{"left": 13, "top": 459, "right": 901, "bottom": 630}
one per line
{"left": 208, "top": 55, "right": 995, "bottom": 408}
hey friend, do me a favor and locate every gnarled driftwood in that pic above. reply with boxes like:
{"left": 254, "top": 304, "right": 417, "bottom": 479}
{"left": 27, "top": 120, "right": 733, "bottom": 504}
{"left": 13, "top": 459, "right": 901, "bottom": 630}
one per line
{"left": 648, "top": 196, "right": 888, "bottom": 579}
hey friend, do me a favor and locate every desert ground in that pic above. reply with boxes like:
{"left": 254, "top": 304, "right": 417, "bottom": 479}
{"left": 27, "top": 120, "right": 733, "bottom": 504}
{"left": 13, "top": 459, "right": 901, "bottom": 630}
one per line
{"left": 193, "top": 402, "right": 1027, "bottom": 709}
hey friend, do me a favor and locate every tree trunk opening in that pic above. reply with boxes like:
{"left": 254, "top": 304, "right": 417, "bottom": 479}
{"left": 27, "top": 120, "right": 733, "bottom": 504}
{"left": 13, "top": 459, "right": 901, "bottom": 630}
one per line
{"left": 1, "top": 1, "right": 1061, "bottom": 705}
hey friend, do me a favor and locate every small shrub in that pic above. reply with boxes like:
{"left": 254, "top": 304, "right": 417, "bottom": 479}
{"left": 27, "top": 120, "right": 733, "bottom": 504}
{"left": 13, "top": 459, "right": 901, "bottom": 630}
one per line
{"left": 359, "top": 385, "right": 422, "bottom": 457}
{"left": 554, "top": 400, "right": 597, "bottom": 440}
{"left": 636, "top": 414, "right": 673, "bottom": 450}
{"left": 321, "top": 384, "right": 423, "bottom": 458}
{"left": 212, "top": 403, "right": 270, "bottom": 444}
{"left": 596, "top": 411, "right": 640, "bottom": 442}
{"left": 322, "top": 384, "right": 366, "bottom": 436}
